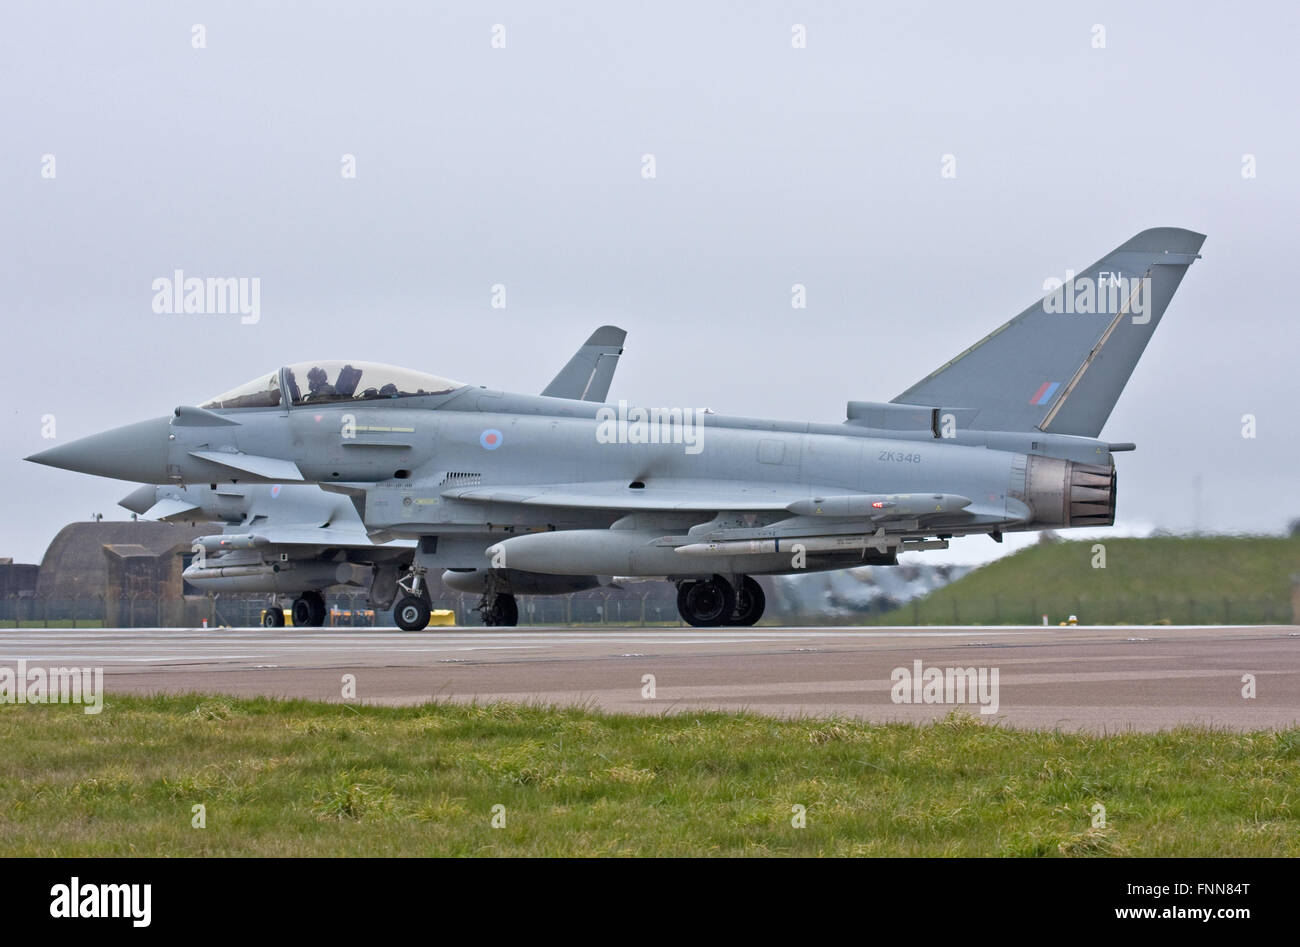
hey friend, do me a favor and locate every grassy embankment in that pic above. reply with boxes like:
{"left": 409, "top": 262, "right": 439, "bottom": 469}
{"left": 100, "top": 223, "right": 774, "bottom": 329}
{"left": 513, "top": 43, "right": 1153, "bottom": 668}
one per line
{"left": 2, "top": 694, "right": 1297, "bottom": 856}
{"left": 874, "top": 535, "right": 1300, "bottom": 625}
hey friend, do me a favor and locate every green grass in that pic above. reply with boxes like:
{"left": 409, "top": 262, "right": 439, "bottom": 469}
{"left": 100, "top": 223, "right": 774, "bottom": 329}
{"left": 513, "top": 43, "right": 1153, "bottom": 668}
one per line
{"left": 874, "top": 535, "right": 1300, "bottom": 625}
{"left": 1, "top": 694, "right": 1297, "bottom": 856}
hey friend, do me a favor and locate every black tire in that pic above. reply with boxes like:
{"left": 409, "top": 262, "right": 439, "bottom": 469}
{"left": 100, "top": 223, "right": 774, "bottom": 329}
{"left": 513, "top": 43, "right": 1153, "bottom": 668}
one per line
{"left": 676, "top": 575, "right": 736, "bottom": 627}
{"left": 262, "top": 608, "right": 285, "bottom": 628}
{"left": 483, "top": 593, "right": 519, "bottom": 627}
{"left": 393, "top": 595, "right": 431, "bottom": 631}
{"left": 292, "top": 591, "right": 327, "bottom": 627}
{"left": 727, "top": 576, "right": 766, "bottom": 626}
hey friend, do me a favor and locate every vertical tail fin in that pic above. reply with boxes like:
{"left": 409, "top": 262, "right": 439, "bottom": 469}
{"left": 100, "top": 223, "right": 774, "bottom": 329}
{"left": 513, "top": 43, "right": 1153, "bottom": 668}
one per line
{"left": 892, "top": 228, "right": 1205, "bottom": 436}
{"left": 541, "top": 325, "right": 626, "bottom": 402}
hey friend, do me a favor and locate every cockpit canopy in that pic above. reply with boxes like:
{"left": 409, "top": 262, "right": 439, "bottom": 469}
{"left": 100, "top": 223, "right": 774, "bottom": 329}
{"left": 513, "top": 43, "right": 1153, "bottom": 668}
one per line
{"left": 200, "top": 362, "right": 465, "bottom": 410}
{"left": 201, "top": 371, "right": 282, "bottom": 410}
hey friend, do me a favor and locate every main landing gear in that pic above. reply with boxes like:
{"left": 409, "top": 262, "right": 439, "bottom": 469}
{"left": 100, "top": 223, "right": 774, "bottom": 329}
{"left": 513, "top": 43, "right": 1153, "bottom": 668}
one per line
{"left": 479, "top": 593, "right": 518, "bottom": 627}
{"left": 290, "top": 590, "right": 326, "bottom": 627}
{"left": 477, "top": 570, "right": 518, "bottom": 627}
{"left": 676, "top": 574, "right": 765, "bottom": 627}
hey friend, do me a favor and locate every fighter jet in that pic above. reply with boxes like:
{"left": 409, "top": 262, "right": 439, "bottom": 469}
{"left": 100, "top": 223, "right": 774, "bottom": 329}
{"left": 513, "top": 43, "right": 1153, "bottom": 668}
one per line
{"left": 114, "top": 326, "right": 627, "bottom": 627}
{"left": 28, "top": 229, "right": 1204, "bottom": 629}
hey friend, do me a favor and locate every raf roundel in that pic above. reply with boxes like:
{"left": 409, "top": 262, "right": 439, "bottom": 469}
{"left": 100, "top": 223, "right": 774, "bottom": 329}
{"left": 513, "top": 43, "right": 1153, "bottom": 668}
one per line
{"left": 270, "top": 484, "right": 282, "bottom": 498}
{"left": 480, "top": 429, "right": 503, "bottom": 450}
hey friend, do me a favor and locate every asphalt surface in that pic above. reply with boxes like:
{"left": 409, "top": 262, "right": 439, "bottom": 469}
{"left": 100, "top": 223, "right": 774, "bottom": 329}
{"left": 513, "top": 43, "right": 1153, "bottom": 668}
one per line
{"left": 2, "top": 625, "right": 1298, "bottom": 731}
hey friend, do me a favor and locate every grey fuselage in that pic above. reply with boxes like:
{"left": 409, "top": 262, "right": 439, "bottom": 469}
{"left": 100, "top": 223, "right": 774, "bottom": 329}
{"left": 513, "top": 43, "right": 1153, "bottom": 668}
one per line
{"left": 129, "top": 385, "right": 1116, "bottom": 580}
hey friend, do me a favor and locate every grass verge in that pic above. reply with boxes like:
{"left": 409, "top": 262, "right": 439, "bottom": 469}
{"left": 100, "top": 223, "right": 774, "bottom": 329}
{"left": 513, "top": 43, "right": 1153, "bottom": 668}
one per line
{"left": 2, "top": 694, "right": 1297, "bottom": 856}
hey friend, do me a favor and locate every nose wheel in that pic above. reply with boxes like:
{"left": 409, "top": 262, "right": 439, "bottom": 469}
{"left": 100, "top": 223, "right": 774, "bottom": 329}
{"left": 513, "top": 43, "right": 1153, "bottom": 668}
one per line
{"left": 393, "top": 595, "right": 432, "bottom": 631}
{"left": 392, "top": 565, "right": 434, "bottom": 631}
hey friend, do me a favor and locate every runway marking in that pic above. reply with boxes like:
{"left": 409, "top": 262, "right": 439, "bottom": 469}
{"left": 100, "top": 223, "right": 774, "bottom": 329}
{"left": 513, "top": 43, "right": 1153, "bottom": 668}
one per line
{"left": 3, "top": 626, "right": 1296, "bottom": 732}
{"left": 0, "top": 655, "right": 264, "bottom": 663}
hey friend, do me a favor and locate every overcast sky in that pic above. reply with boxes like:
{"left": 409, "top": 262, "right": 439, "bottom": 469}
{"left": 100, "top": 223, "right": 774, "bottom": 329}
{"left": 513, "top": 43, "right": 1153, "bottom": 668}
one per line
{"left": 3, "top": 2, "right": 1297, "bottom": 566}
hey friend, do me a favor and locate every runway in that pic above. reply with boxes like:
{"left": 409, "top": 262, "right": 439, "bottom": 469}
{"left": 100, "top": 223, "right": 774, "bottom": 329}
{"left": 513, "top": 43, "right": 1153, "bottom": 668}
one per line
{"left": 2, "top": 625, "right": 1298, "bottom": 731}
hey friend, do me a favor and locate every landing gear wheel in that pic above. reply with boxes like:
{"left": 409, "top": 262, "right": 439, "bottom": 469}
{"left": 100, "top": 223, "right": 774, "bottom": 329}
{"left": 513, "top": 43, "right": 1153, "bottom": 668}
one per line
{"left": 726, "top": 576, "right": 766, "bottom": 626}
{"left": 393, "top": 595, "right": 431, "bottom": 631}
{"left": 482, "top": 593, "right": 518, "bottom": 627}
{"left": 262, "top": 607, "right": 285, "bottom": 628}
{"left": 292, "top": 591, "right": 327, "bottom": 627}
{"left": 676, "top": 575, "right": 736, "bottom": 627}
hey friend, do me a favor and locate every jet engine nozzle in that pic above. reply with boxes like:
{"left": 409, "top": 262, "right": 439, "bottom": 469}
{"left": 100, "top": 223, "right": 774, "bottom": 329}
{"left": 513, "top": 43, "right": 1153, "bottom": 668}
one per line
{"left": 1018, "top": 456, "right": 1117, "bottom": 529}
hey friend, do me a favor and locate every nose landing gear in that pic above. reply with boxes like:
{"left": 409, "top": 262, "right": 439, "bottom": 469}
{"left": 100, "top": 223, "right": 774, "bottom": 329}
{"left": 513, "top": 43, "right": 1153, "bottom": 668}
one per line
{"left": 393, "top": 595, "right": 431, "bottom": 631}
{"left": 393, "top": 565, "right": 433, "bottom": 631}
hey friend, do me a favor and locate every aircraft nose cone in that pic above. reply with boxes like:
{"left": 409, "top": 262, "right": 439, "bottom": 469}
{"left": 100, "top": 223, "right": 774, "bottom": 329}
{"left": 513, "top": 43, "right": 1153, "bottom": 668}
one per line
{"left": 25, "top": 416, "right": 172, "bottom": 483}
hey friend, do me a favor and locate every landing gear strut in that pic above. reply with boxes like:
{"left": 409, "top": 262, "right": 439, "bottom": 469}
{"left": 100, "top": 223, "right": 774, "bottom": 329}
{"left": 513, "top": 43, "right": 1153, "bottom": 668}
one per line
{"left": 676, "top": 574, "right": 765, "bottom": 627}
{"left": 477, "top": 571, "right": 518, "bottom": 627}
{"left": 729, "top": 575, "right": 766, "bottom": 627}
{"left": 479, "top": 593, "right": 518, "bottom": 627}
{"left": 393, "top": 565, "right": 432, "bottom": 631}
{"left": 291, "top": 591, "right": 326, "bottom": 627}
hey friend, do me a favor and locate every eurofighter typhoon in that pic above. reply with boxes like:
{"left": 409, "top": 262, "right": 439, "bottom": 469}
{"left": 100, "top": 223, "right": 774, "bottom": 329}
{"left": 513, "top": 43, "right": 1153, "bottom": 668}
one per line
{"left": 28, "top": 229, "right": 1204, "bottom": 629}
